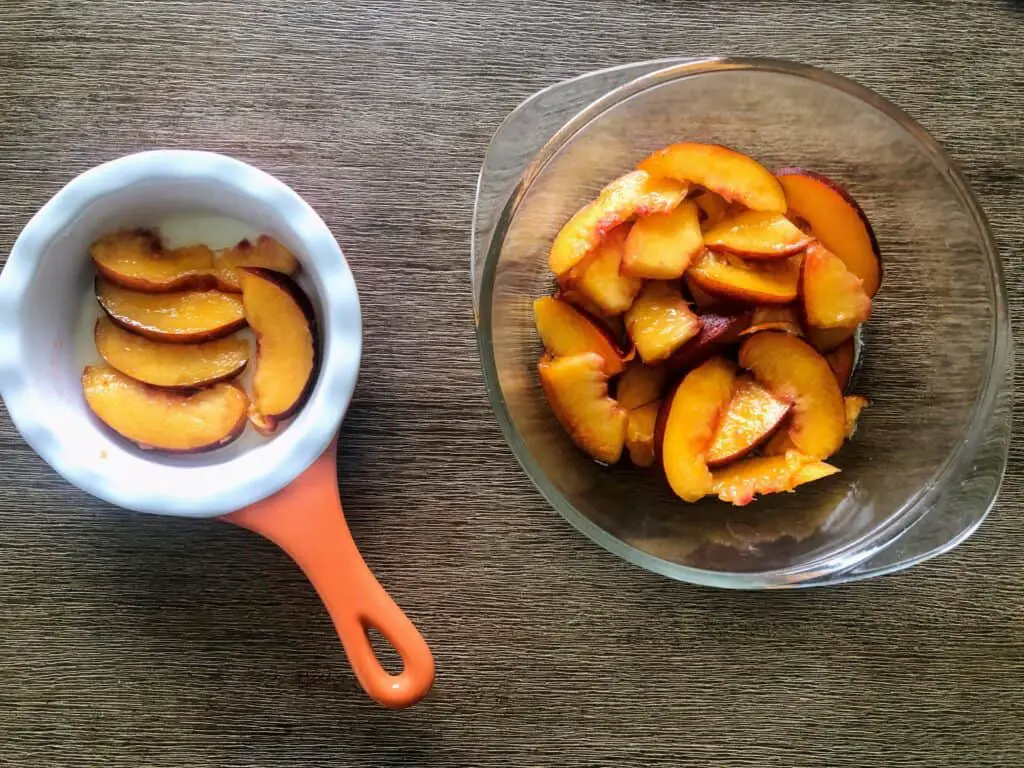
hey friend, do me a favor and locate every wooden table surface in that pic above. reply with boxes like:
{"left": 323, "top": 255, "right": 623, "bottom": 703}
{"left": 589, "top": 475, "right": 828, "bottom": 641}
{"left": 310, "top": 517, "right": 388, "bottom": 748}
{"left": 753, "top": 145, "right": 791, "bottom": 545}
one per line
{"left": 2, "top": 2, "right": 1022, "bottom": 765}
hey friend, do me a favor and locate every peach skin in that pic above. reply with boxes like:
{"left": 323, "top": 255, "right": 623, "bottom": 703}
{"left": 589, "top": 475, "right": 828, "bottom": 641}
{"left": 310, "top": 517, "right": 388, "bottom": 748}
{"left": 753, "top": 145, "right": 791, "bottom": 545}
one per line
{"left": 548, "top": 170, "right": 688, "bottom": 277}
{"left": 777, "top": 168, "right": 882, "bottom": 295}
{"left": 533, "top": 296, "right": 627, "bottom": 375}
{"left": 703, "top": 211, "right": 813, "bottom": 259}
{"left": 687, "top": 250, "right": 802, "bottom": 305}
{"left": 224, "top": 441, "right": 435, "bottom": 709}
{"left": 801, "top": 243, "right": 872, "bottom": 329}
{"left": 638, "top": 143, "right": 786, "bottom": 213}
{"left": 740, "top": 331, "right": 846, "bottom": 459}
{"left": 740, "top": 305, "right": 803, "bottom": 337}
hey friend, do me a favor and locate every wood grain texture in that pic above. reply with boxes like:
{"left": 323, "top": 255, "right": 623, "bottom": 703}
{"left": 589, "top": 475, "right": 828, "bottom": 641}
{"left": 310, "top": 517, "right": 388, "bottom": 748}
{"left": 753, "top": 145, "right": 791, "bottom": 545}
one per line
{"left": 1, "top": 1, "right": 1023, "bottom": 766}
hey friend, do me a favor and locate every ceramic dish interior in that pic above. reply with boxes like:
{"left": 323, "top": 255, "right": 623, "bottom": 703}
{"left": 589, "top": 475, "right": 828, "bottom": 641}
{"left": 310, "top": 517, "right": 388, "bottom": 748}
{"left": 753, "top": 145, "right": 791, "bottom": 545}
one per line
{"left": 0, "top": 150, "right": 362, "bottom": 517}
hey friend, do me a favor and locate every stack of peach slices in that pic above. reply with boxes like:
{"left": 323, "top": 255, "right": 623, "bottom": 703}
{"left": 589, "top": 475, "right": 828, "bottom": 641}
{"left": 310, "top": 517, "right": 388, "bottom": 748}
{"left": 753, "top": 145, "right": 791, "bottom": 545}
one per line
{"left": 82, "top": 230, "right": 318, "bottom": 453}
{"left": 535, "top": 142, "right": 879, "bottom": 506}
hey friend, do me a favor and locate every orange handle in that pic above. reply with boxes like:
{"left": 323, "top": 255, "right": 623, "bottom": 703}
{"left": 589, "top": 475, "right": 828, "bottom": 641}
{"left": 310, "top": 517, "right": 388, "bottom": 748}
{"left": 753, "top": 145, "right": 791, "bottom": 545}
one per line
{"left": 222, "top": 442, "right": 435, "bottom": 708}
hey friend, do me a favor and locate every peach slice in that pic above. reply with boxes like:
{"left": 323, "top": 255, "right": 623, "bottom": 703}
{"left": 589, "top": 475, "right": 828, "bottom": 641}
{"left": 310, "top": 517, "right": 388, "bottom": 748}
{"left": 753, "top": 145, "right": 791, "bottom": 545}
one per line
{"left": 761, "top": 427, "right": 796, "bottom": 457}
{"left": 241, "top": 268, "right": 318, "bottom": 434}
{"left": 764, "top": 398, "right": 865, "bottom": 455}
{"left": 685, "top": 276, "right": 737, "bottom": 313}
{"left": 638, "top": 143, "right": 787, "bottom": 213}
{"left": 725, "top": 201, "right": 748, "bottom": 218}
{"left": 740, "top": 305, "right": 803, "bottom": 337}
{"left": 694, "top": 190, "right": 730, "bottom": 230}
{"left": 96, "top": 278, "right": 247, "bottom": 343}
{"left": 703, "top": 211, "right": 813, "bottom": 258}
{"left": 555, "top": 287, "right": 627, "bottom": 341}
{"left": 665, "top": 311, "right": 750, "bottom": 375}
{"left": 568, "top": 224, "right": 643, "bottom": 315}
{"left": 661, "top": 356, "right": 737, "bottom": 502}
{"left": 91, "top": 230, "right": 219, "bottom": 292}
{"left": 790, "top": 460, "right": 842, "bottom": 487}
{"left": 94, "top": 317, "right": 249, "bottom": 388}
{"left": 806, "top": 325, "right": 856, "bottom": 353}
{"left": 626, "top": 401, "right": 660, "bottom": 468}
{"left": 624, "top": 282, "right": 701, "bottom": 364}
{"left": 214, "top": 235, "right": 301, "bottom": 291}
{"left": 616, "top": 362, "right": 668, "bottom": 411}
{"left": 777, "top": 168, "right": 881, "bottom": 296}
{"left": 533, "top": 296, "right": 627, "bottom": 375}
{"left": 739, "top": 331, "right": 846, "bottom": 459}
{"left": 825, "top": 338, "right": 856, "bottom": 391}
{"left": 538, "top": 352, "right": 628, "bottom": 464}
{"left": 82, "top": 364, "right": 248, "bottom": 452}
{"left": 91, "top": 231, "right": 299, "bottom": 294}
{"left": 706, "top": 375, "right": 791, "bottom": 467}
{"left": 688, "top": 276, "right": 720, "bottom": 313}
{"left": 844, "top": 395, "right": 870, "bottom": 438}
{"left": 801, "top": 243, "right": 872, "bottom": 329}
{"left": 711, "top": 451, "right": 839, "bottom": 506}
{"left": 688, "top": 250, "right": 801, "bottom": 305}
{"left": 621, "top": 200, "right": 703, "bottom": 279}
{"left": 548, "top": 171, "right": 688, "bottom": 277}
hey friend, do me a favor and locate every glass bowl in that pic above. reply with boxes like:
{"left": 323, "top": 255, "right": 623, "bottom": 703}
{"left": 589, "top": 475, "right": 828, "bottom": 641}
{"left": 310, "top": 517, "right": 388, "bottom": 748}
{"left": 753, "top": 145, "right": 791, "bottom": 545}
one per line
{"left": 471, "top": 58, "right": 1013, "bottom": 588}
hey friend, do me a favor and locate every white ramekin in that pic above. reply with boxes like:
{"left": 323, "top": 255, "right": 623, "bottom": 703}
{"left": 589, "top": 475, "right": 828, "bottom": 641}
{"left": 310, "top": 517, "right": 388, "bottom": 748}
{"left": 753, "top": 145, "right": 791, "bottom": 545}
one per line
{"left": 0, "top": 150, "right": 362, "bottom": 517}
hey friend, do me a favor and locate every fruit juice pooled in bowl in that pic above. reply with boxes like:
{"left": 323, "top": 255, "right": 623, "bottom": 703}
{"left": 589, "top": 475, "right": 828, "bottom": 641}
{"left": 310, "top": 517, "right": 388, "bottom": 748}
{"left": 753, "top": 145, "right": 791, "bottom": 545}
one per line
{"left": 535, "top": 143, "right": 880, "bottom": 507}
{"left": 79, "top": 213, "right": 319, "bottom": 456}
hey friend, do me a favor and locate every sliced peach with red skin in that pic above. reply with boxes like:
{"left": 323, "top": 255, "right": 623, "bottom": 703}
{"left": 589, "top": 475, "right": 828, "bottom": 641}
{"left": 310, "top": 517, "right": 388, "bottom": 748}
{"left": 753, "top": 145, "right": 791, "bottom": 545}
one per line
{"left": 241, "top": 268, "right": 318, "bottom": 434}
{"left": 777, "top": 168, "right": 881, "bottom": 296}
{"left": 740, "top": 304, "right": 803, "bottom": 338}
{"left": 661, "top": 356, "right": 737, "bottom": 502}
{"left": 844, "top": 395, "right": 870, "bottom": 438}
{"left": 92, "top": 231, "right": 299, "bottom": 293}
{"left": 621, "top": 200, "right": 703, "bottom": 279}
{"left": 94, "top": 317, "right": 249, "bottom": 389}
{"left": 533, "top": 296, "right": 627, "bottom": 375}
{"left": 96, "top": 278, "right": 246, "bottom": 343}
{"left": 626, "top": 401, "right": 661, "bottom": 468}
{"left": 82, "top": 364, "right": 248, "bottom": 453}
{"left": 538, "top": 352, "right": 628, "bottom": 464}
{"left": 711, "top": 451, "right": 839, "bottom": 506}
{"left": 624, "top": 282, "right": 701, "bottom": 364}
{"left": 703, "top": 211, "right": 813, "bottom": 259}
{"left": 801, "top": 243, "right": 872, "bottom": 329}
{"left": 214, "top": 235, "right": 301, "bottom": 291}
{"left": 706, "top": 375, "right": 791, "bottom": 467}
{"left": 548, "top": 171, "right": 688, "bottom": 277}
{"left": 616, "top": 362, "right": 668, "bottom": 411}
{"left": 567, "top": 224, "right": 642, "bottom": 315}
{"left": 825, "top": 338, "right": 856, "bottom": 390}
{"left": 665, "top": 311, "right": 750, "bottom": 375}
{"left": 688, "top": 250, "right": 801, "bottom": 305}
{"left": 739, "top": 331, "right": 845, "bottom": 459}
{"left": 694, "top": 190, "right": 730, "bottom": 230}
{"left": 638, "top": 143, "right": 787, "bottom": 213}
{"left": 91, "top": 230, "right": 219, "bottom": 293}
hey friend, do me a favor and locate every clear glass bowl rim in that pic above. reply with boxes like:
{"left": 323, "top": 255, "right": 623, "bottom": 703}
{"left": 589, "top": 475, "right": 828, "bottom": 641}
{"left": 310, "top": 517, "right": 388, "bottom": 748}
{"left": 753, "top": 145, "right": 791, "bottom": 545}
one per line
{"left": 473, "top": 56, "right": 1011, "bottom": 588}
